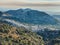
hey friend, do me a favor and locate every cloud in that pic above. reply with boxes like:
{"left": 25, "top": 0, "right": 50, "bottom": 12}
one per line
{"left": 0, "top": 0, "right": 60, "bottom": 6}
{"left": 0, "top": 2, "right": 60, "bottom": 7}
{"left": 0, "top": 0, "right": 60, "bottom": 3}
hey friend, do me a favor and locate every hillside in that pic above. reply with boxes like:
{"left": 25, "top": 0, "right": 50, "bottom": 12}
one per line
{"left": 0, "top": 23, "right": 44, "bottom": 45}
{"left": 36, "top": 28, "right": 60, "bottom": 40}
{"left": 36, "top": 28, "right": 60, "bottom": 45}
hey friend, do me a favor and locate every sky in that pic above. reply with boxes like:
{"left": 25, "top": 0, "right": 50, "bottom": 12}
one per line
{"left": 0, "top": 0, "right": 60, "bottom": 2}
{"left": 0, "top": 0, "right": 60, "bottom": 15}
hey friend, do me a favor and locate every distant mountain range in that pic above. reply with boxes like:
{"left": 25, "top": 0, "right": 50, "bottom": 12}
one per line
{"left": 4, "top": 8, "right": 58, "bottom": 25}
{"left": 0, "top": 9, "right": 59, "bottom": 31}
{"left": 53, "top": 15, "right": 60, "bottom": 18}
{"left": 53, "top": 15, "right": 60, "bottom": 22}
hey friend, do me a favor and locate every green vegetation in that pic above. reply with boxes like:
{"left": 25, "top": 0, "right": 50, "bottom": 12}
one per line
{"left": 0, "top": 23, "right": 44, "bottom": 45}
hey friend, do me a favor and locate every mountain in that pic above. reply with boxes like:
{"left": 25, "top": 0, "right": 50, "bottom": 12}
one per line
{"left": 5, "top": 9, "right": 58, "bottom": 25}
{"left": 0, "top": 9, "right": 59, "bottom": 31}
{"left": 0, "top": 23, "right": 44, "bottom": 45}
{"left": 0, "top": 9, "right": 60, "bottom": 45}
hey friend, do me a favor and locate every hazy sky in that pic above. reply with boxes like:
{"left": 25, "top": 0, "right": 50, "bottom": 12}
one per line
{"left": 0, "top": 0, "right": 60, "bottom": 15}
{"left": 0, "top": 0, "right": 60, "bottom": 2}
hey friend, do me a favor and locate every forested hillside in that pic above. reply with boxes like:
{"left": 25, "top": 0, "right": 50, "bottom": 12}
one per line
{"left": 0, "top": 23, "right": 44, "bottom": 45}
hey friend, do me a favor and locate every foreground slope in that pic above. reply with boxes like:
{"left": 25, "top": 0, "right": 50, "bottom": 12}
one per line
{"left": 0, "top": 23, "right": 44, "bottom": 45}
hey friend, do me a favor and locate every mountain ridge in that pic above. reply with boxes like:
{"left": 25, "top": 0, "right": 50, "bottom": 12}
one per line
{"left": 5, "top": 8, "right": 58, "bottom": 25}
